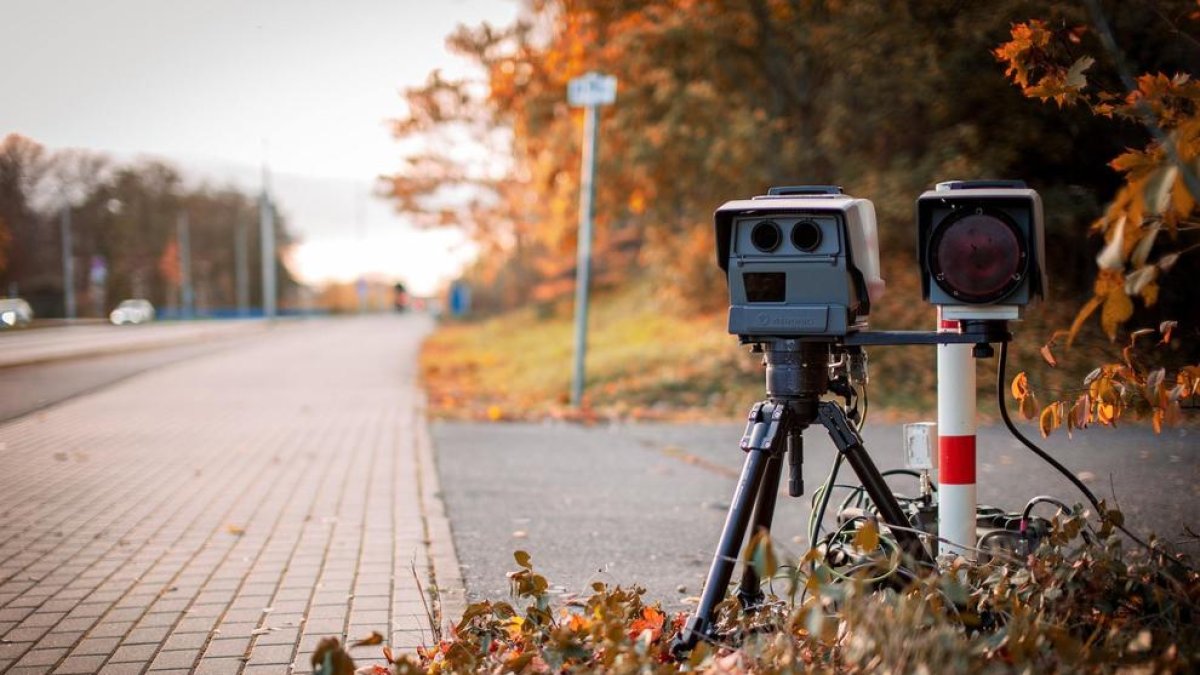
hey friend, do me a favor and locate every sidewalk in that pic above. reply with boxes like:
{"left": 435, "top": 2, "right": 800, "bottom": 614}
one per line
{"left": 0, "top": 315, "right": 462, "bottom": 674}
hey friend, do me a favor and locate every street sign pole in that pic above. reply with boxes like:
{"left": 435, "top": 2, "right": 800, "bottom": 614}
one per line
{"left": 568, "top": 72, "right": 616, "bottom": 408}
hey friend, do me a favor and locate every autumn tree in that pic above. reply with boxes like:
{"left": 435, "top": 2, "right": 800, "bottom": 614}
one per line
{"left": 384, "top": 1, "right": 1153, "bottom": 316}
{"left": 995, "top": 1, "right": 1200, "bottom": 435}
{"left": 0, "top": 134, "right": 296, "bottom": 317}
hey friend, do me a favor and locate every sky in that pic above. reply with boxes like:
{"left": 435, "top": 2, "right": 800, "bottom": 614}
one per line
{"left": 0, "top": 0, "right": 521, "bottom": 295}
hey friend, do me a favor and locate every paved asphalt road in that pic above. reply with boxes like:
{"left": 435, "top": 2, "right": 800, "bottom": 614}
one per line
{"left": 0, "top": 320, "right": 266, "bottom": 367}
{"left": 0, "top": 341, "right": 251, "bottom": 423}
{"left": 433, "top": 417, "right": 1200, "bottom": 609}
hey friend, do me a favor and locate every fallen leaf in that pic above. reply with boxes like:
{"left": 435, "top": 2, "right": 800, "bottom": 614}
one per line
{"left": 627, "top": 607, "right": 665, "bottom": 642}
{"left": 226, "top": 524, "right": 246, "bottom": 536}
{"left": 512, "top": 530, "right": 528, "bottom": 539}
{"left": 351, "top": 631, "right": 384, "bottom": 648}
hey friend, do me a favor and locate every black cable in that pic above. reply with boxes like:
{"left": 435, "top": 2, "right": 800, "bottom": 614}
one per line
{"left": 809, "top": 452, "right": 845, "bottom": 543}
{"left": 1021, "top": 495, "right": 1073, "bottom": 522}
{"left": 997, "top": 341, "right": 1192, "bottom": 573}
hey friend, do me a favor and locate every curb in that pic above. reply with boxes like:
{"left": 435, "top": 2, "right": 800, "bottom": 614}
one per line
{"left": 0, "top": 321, "right": 272, "bottom": 369}
{"left": 414, "top": 393, "right": 467, "bottom": 638}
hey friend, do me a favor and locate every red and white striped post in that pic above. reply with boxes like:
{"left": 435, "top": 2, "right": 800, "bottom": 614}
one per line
{"left": 937, "top": 310, "right": 976, "bottom": 558}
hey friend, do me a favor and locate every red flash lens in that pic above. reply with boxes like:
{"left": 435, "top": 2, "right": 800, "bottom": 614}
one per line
{"left": 930, "top": 212, "right": 1025, "bottom": 304}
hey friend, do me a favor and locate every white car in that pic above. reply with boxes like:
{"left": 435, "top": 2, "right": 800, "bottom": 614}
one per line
{"left": 110, "top": 299, "right": 156, "bottom": 325}
{"left": 0, "top": 298, "right": 33, "bottom": 328}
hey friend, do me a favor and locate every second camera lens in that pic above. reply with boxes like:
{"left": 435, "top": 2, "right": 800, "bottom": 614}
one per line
{"left": 750, "top": 220, "right": 782, "bottom": 252}
{"left": 791, "top": 220, "right": 822, "bottom": 251}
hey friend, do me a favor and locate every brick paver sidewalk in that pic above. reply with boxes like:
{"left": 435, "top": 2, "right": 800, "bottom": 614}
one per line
{"left": 0, "top": 315, "right": 461, "bottom": 674}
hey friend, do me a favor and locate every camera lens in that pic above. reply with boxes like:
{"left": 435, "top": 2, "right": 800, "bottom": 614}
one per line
{"left": 791, "top": 220, "right": 822, "bottom": 251}
{"left": 930, "top": 211, "right": 1026, "bottom": 303}
{"left": 750, "top": 220, "right": 782, "bottom": 252}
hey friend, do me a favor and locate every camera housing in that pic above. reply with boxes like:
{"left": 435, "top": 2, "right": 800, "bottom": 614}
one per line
{"left": 715, "top": 186, "right": 884, "bottom": 339}
{"left": 917, "top": 180, "right": 1046, "bottom": 318}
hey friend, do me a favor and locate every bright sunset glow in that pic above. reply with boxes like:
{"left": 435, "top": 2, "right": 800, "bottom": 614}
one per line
{"left": 0, "top": 0, "right": 520, "bottom": 293}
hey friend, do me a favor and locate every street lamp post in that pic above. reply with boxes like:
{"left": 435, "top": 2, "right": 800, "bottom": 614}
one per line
{"left": 60, "top": 204, "right": 76, "bottom": 320}
{"left": 567, "top": 71, "right": 617, "bottom": 408}
{"left": 259, "top": 165, "right": 277, "bottom": 320}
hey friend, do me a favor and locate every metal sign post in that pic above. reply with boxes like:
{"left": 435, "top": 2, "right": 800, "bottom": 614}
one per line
{"left": 567, "top": 72, "right": 617, "bottom": 408}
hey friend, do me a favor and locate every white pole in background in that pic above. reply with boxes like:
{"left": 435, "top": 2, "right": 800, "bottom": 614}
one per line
{"left": 60, "top": 205, "right": 76, "bottom": 320}
{"left": 259, "top": 164, "right": 277, "bottom": 320}
{"left": 567, "top": 72, "right": 616, "bottom": 408}
{"left": 937, "top": 310, "right": 977, "bottom": 558}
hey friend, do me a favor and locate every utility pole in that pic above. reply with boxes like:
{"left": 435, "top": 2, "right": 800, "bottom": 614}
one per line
{"left": 60, "top": 204, "right": 76, "bottom": 319}
{"left": 234, "top": 217, "right": 249, "bottom": 316}
{"left": 259, "top": 164, "right": 277, "bottom": 320}
{"left": 567, "top": 72, "right": 617, "bottom": 408}
{"left": 177, "top": 211, "right": 194, "bottom": 319}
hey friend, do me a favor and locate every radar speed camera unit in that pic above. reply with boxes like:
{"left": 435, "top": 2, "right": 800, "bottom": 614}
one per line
{"left": 715, "top": 186, "right": 884, "bottom": 339}
{"left": 917, "top": 180, "right": 1046, "bottom": 320}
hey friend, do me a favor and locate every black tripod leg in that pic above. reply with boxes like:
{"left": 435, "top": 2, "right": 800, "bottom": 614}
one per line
{"left": 734, "top": 452, "right": 784, "bottom": 608}
{"left": 817, "top": 402, "right": 932, "bottom": 566}
{"left": 673, "top": 446, "right": 772, "bottom": 655}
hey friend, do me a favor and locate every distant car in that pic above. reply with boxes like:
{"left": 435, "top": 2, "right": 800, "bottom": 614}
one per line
{"left": 0, "top": 298, "right": 33, "bottom": 328}
{"left": 110, "top": 299, "right": 155, "bottom": 325}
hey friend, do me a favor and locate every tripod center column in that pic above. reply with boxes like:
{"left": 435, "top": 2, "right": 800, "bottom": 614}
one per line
{"left": 763, "top": 340, "right": 829, "bottom": 415}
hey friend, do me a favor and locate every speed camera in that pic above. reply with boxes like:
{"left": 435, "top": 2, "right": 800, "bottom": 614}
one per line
{"left": 715, "top": 186, "right": 884, "bottom": 339}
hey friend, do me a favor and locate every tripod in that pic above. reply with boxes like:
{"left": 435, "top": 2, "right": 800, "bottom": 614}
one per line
{"left": 673, "top": 339, "right": 933, "bottom": 654}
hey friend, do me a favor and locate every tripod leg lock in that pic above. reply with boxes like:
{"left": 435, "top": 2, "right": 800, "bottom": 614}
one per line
{"left": 740, "top": 402, "right": 788, "bottom": 456}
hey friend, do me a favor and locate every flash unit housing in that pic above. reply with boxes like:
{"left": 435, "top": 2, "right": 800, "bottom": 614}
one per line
{"left": 917, "top": 180, "right": 1046, "bottom": 311}
{"left": 716, "top": 186, "right": 884, "bottom": 339}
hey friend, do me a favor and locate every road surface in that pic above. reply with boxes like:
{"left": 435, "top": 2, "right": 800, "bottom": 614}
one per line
{"left": 433, "top": 417, "right": 1200, "bottom": 608}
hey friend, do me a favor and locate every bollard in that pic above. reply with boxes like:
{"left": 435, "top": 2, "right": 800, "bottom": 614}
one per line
{"left": 937, "top": 311, "right": 977, "bottom": 558}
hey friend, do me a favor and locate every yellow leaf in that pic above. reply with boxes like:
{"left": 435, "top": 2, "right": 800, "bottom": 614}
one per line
{"left": 1038, "top": 403, "right": 1059, "bottom": 438}
{"left": 486, "top": 405, "right": 503, "bottom": 421}
{"left": 1011, "top": 371, "right": 1029, "bottom": 400}
{"left": 1140, "top": 281, "right": 1159, "bottom": 307}
{"left": 1067, "top": 295, "right": 1103, "bottom": 346}
{"left": 853, "top": 519, "right": 880, "bottom": 552}
{"left": 226, "top": 524, "right": 245, "bottom": 536}
{"left": 1100, "top": 287, "right": 1133, "bottom": 341}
